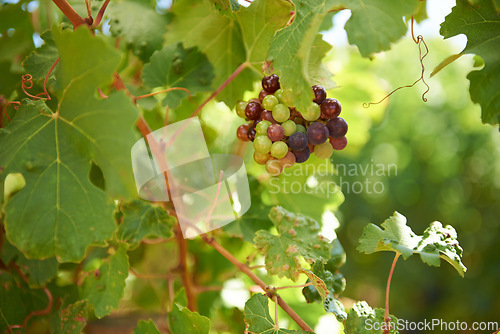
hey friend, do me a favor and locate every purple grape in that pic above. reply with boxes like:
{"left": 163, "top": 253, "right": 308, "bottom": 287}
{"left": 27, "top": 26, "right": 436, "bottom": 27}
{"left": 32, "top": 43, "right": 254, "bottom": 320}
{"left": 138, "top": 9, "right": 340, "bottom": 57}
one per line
{"left": 320, "top": 98, "right": 341, "bottom": 119}
{"left": 261, "top": 110, "right": 277, "bottom": 123}
{"left": 262, "top": 74, "right": 280, "bottom": 93}
{"left": 247, "top": 127, "right": 256, "bottom": 141}
{"left": 267, "top": 124, "right": 285, "bottom": 142}
{"left": 312, "top": 85, "right": 327, "bottom": 104}
{"left": 306, "top": 122, "right": 329, "bottom": 145}
{"left": 288, "top": 132, "right": 308, "bottom": 151}
{"left": 293, "top": 146, "right": 310, "bottom": 163}
{"left": 330, "top": 136, "right": 347, "bottom": 150}
{"left": 245, "top": 102, "right": 263, "bottom": 120}
{"left": 326, "top": 117, "right": 348, "bottom": 138}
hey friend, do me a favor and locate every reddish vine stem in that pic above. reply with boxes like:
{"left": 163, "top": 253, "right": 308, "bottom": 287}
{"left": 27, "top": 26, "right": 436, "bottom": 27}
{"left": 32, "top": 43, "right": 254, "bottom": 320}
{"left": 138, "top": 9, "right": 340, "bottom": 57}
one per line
{"left": 175, "top": 222, "right": 198, "bottom": 311}
{"left": 383, "top": 253, "right": 400, "bottom": 334}
{"left": 51, "top": 0, "right": 86, "bottom": 28}
{"left": 92, "top": 0, "right": 111, "bottom": 28}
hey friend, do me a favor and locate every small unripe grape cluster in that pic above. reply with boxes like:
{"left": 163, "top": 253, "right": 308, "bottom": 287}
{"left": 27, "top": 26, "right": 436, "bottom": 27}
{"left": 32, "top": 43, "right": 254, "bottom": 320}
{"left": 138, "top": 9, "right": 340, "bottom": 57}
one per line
{"left": 235, "top": 74, "right": 348, "bottom": 176}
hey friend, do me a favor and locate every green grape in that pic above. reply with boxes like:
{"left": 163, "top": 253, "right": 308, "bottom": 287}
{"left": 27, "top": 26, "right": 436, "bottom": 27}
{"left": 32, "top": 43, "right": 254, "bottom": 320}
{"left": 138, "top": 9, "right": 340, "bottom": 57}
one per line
{"left": 235, "top": 101, "right": 247, "bottom": 118}
{"left": 256, "top": 120, "right": 271, "bottom": 135}
{"left": 272, "top": 104, "right": 290, "bottom": 123}
{"left": 270, "top": 141, "right": 288, "bottom": 159}
{"left": 253, "top": 135, "right": 272, "bottom": 154}
{"left": 262, "top": 95, "right": 279, "bottom": 110}
{"left": 302, "top": 102, "right": 320, "bottom": 121}
{"left": 274, "top": 88, "right": 284, "bottom": 102}
{"left": 281, "top": 88, "right": 295, "bottom": 108}
{"left": 314, "top": 141, "right": 334, "bottom": 159}
{"left": 266, "top": 159, "right": 283, "bottom": 176}
{"left": 254, "top": 151, "right": 270, "bottom": 165}
{"left": 282, "top": 120, "right": 297, "bottom": 136}
{"left": 296, "top": 124, "right": 306, "bottom": 134}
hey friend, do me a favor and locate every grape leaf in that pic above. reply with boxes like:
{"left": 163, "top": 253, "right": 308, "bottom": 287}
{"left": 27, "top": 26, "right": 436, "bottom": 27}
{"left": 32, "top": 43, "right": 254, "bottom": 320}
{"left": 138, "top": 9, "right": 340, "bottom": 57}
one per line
{"left": 254, "top": 206, "right": 331, "bottom": 281}
{"left": 134, "top": 319, "right": 160, "bottom": 334}
{"left": 0, "top": 2, "right": 34, "bottom": 63}
{"left": 440, "top": 0, "right": 500, "bottom": 125}
{"left": 244, "top": 294, "right": 309, "bottom": 334}
{"left": 415, "top": 222, "right": 467, "bottom": 277}
{"left": 168, "top": 303, "right": 210, "bottom": 334}
{"left": 142, "top": 43, "right": 214, "bottom": 109}
{"left": 107, "top": 0, "right": 169, "bottom": 62}
{"left": 165, "top": 0, "right": 291, "bottom": 108}
{"left": 117, "top": 200, "right": 176, "bottom": 249}
{"left": 0, "top": 270, "right": 49, "bottom": 332}
{"left": 23, "top": 30, "right": 58, "bottom": 82}
{"left": 325, "top": 238, "right": 346, "bottom": 273}
{"left": 50, "top": 300, "right": 88, "bottom": 334}
{"left": 0, "top": 27, "right": 138, "bottom": 262}
{"left": 82, "top": 244, "right": 129, "bottom": 318}
{"left": 357, "top": 212, "right": 419, "bottom": 259}
{"left": 344, "top": 301, "right": 399, "bottom": 334}
{"left": 357, "top": 212, "right": 467, "bottom": 276}
{"left": 298, "top": 268, "right": 330, "bottom": 300}
{"left": 333, "top": 0, "right": 419, "bottom": 58}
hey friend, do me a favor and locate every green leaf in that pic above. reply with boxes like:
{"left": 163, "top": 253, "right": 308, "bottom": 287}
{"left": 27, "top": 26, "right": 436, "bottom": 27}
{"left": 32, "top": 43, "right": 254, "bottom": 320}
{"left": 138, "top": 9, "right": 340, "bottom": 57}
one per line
{"left": 168, "top": 303, "right": 210, "bottom": 334}
{"left": 51, "top": 300, "right": 88, "bottom": 334}
{"left": 134, "top": 319, "right": 160, "bottom": 334}
{"left": 107, "top": 0, "right": 169, "bottom": 62}
{"left": 117, "top": 200, "right": 176, "bottom": 249}
{"left": 23, "top": 30, "right": 58, "bottom": 82}
{"left": 254, "top": 206, "right": 331, "bottom": 281}
{"left": 415, "top": 222, "right": 467, "bottom": 277}
{"left": 82, "top": 244, "right": 129, "bottom": 318}
{"left": 337, "top": 0, "right": 419, "bottom": 58}
{"left": 142, "top": 43, "right": 214, "bottom": 108}
{"left": 357, "top": 211, "right": 419, "bottom": 259}
{"left": 0, "top": 27, "right": 138, "bottom": 262}
{"left": 440, "top": 0, "right": 500, "bottom": 125}
{"left": 0, "top": 2, "right": 34, "bottom": 62}
{"left": 298, "top": 268, "right": 330, "bottom": 300}
{"left": 344, "top": 301, "right": 399, "bottom": 334}
{"left": 244, "top": 294, "right": 309, "bottom": 333}
{"left": 165, "top": 0, "right": 291, "bottom": 107}
{"left": 0, "top": 270, "right": 49, "bottom": 332}
{"left": 325, "top": 238, "right": 346, "bottom": 273}
{"left": 357, "top": 212, "right": 467, "bottom": 276}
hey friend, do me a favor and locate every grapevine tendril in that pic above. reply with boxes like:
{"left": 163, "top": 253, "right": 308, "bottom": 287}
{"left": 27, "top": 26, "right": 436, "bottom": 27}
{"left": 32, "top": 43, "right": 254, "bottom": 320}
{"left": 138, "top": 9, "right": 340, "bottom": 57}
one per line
{"left": 363, "top": 16, "right": 429, "bottom": 108}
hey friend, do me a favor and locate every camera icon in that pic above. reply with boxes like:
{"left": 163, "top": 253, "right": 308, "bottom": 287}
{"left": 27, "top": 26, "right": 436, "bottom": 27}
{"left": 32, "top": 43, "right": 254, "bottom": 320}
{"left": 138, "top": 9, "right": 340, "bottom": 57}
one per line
{"left": 131, "top": 117, "right": 251, "bottom": 238}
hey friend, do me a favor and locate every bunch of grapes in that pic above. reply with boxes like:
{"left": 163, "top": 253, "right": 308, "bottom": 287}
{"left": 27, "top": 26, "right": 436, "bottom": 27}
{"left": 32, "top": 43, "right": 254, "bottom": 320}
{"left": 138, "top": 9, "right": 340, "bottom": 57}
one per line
{"left": 235, "top": 74, "right": 348, "bottom": 176}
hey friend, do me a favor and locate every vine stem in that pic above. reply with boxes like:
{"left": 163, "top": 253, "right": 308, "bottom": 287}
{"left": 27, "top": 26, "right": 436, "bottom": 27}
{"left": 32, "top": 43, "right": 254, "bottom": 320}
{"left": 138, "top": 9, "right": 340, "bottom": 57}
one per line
{"left": 51, "top": 0, "right": 86, "bottom": 27}
{"left": 199, "top": 235, "right": 314, "bottom": 332}
{"left": 384, "top": 253, "right": 400, "bottom": 334}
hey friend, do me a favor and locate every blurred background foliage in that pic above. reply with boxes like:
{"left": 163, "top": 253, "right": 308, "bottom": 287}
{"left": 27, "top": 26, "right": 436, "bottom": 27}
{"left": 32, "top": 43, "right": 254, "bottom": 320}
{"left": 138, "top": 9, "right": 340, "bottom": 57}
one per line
{"left": 1, "top": 0, "right": 499, "bottom": 332}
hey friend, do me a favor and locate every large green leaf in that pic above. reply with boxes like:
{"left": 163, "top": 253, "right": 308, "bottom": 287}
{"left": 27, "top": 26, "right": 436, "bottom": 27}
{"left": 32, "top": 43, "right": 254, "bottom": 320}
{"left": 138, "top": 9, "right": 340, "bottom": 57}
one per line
{"left": 165, "top": 0, "right": 291, "bottom": 108}
{"left": 440, "top": 0, "right": 500, "bottom": 125}
{"left": 142, "top": 43, "right": 214, "bottom": 108}
{"left": 82, "top": 244, "right": 129, "bottom": 318}
{"left": 107, "top": 0, "right": 169, "bottom": 62}
{"left": 243, "top": 294, "right": 309, "bottom": 334}
{"left": 0, "top": 2, "right": 34, "bottom": 63}
{"left": 357, "top": 212, "right": 467, "bottom": 276}
{"left": 254, "top": 206, "right": 331, "bottom": 281}
{"left": 117, "top": 200, "right": 176, "bottom": 249}
{"left": 336, "top": 0, "right": 419, "bottom": 58}
{"left": 0, "top": 27, "right": 138, "bottom": 262}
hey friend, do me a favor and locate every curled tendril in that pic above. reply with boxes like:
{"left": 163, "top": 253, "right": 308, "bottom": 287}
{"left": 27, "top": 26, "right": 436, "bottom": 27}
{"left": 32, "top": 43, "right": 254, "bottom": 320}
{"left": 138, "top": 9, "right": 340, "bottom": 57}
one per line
{"left": 3, "top": 101, "right": 21, "bottom": 122}
{"left": 364, "top": 16, "right": 430, "bottom": 108}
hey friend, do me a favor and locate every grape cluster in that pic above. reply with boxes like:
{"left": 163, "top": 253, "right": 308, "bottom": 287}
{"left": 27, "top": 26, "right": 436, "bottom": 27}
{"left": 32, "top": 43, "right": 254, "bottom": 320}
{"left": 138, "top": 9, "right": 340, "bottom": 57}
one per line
{"left": 235, "top": 74, "right": 348, "bottom": 176}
